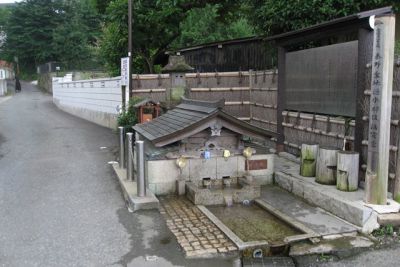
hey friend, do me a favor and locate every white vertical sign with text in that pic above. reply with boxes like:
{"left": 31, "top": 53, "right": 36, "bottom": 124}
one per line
{"left": 121, "top": 57, "right": 129, "bottom": 86}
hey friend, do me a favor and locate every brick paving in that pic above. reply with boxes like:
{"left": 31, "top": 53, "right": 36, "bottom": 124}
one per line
{"left": 159, "top": 195, "right": 238, "bottom": 258}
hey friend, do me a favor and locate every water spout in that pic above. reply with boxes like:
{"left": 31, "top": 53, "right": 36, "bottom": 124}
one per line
{"left": 223, "top": 176, "right": 232, "bottom": 189}
{"left": 224, "top": 195, "right": 233, "bottom": 207}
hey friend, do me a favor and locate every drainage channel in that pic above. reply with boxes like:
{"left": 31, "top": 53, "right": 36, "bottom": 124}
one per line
{"left": 197, "top": 199, "right": 320, "bottom": 257}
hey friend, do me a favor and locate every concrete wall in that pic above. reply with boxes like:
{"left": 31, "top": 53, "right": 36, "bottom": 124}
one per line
{"left": 0, "top": 67, "right": 14, "bottom": 96}
{"left": 146, "top": 154, "right": 274, "bottom": 195}
{"left": 0, "top": 79, "right": 6, "bottom": 96}
{"left": 52, "top": 77, "right": 122, "bottom": 129}
{"left": 40, "top": 71, "right": 109, "bottom": 94}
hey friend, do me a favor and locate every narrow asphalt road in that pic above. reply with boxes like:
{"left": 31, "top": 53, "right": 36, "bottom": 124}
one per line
{"left": 0, "top": 83, "right": 233, "bottom": 267}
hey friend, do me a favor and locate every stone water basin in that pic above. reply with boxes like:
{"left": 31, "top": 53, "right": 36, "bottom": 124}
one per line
{"left": 207, "top": 203, "right": 302, "bottom": 244}
{"left": 198, "top": 200, "right": 313, "bottom": 256}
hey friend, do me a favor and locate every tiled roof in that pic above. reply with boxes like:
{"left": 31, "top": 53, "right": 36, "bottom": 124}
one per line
{"left": 133, "top": 97, "right": 277, "bottom": 147}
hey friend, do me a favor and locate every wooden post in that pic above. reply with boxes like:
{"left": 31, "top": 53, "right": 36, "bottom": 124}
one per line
{"left": 394, "top": 130, "right": 400, "bottom": 203}
{"left": 337, "top": 151, "right": 359, "bottom": 192}
{"left": 249, "top": 69, "right": 253, "bottom": 121}
{"left": 365, "top": 14, "right": 396, "bottom": 204}
{"left": 121, "top": 85, "right": 126, "bottom": 112}
{"left": 276, "top": 46, "right": 286, "bottom": 152}
{"left": 300, "top": 144, "right": 319, "bottom": 177}
{"left": 316, "top": 147, "right": 339, "bottom": 185}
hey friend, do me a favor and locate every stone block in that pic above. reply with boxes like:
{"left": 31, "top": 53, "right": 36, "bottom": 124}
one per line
{"left": 152, "top": 181, "right": 176, "bottom": 195}
{"left": 237, "top": 156, "right": 246, "bottom": 177}
{"left": 252, "top": 174, "right": 274, "bottom": 185}
{"left": 216, "top": 156, "right": 239, "bottom": 178}
{"left": 189, "top": 158, "right": 217, "bottom": 180}
{"left": 147, "top": 159, "right": 181, "bottom": 184}
{"left": 291, "top": 179, "right": 305, "bottom": 197}
{"left": 275, "top": 172, "right": 293, "bottom": 192}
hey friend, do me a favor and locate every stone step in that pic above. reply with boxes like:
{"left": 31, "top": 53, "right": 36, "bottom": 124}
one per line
{"left": 274, "top": 170, "right": 369, "bottom": 229}
{"left": 259, "top": 185, "right": 358, "bottom": 236}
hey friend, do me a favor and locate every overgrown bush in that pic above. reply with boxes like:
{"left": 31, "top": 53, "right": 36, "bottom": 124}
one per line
{"left": 117, "top": 97, "right": 143, "bottom": 131}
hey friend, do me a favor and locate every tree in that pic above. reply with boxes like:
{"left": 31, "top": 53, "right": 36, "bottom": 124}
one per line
{"left": 52, "top": 0, "right": 101, "bottom": 69}
{"left": 2, "top": 0, "right": 101, "bottom": 73}
{"left": 3, "top": 0, "right": 67, "bottom": 72}
{"left": 247, "top": 0, "right": 400, "bottom": 36}
{"left": 0, "top": 7, "right": 11, "bottom": 54}
{"left": 99, "top": 0, "right": 245, "bottom": 75}
{"left": 171, "top": 4, "right": 254, "bottom": 49}
{"left": 91, "top": 0, "right": 110, "bottom": 15}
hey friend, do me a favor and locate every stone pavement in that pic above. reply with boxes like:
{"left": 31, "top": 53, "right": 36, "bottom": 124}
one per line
{"left": 159, "top": 195, "right": 238, "bottom": 258}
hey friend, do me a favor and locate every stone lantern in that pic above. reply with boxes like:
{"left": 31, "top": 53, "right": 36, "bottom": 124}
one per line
{"left": 161, "top": 54, "right": 194, "bottom": 109}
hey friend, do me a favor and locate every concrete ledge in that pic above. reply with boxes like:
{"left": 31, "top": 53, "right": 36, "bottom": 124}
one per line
{"left": 112, "top": 164, "right": 159, "bottom": 212}
{"left": 275, "top": 170, "right": 376, "bottom": 231}
{"left": 289, "top": 235, "right": 374, "bottom": 259}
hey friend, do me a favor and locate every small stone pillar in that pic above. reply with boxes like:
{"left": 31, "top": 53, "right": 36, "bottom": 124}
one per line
{"left": 316, "top": 147, "right": 339, "bottom": 185}
{"left": 337, "top": 151, "right": 359, "bottom": 192}
{"left": 300, "top": 144, "right": 319, "bottom": 177}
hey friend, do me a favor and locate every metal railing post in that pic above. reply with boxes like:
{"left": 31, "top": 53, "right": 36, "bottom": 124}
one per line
{"left": 118, "top": 127, "right": 125, "bottom": 169}
{"left": 126, "top": 132, "right": 134, "bottom": 181}
{"left": 136, "top": 140, "right": 146, "bottom": 197}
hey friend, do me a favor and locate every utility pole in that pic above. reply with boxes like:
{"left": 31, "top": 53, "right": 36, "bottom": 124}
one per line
{"left": 128, "top": 0, "right": 133, "bottom": 99}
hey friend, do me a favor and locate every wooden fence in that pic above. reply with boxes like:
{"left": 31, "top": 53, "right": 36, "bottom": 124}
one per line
{"left": 129, "top": 65, "right": 400, "bottom": 192}
{"left": 129, "top": 70, "right": 277, "bottom": 130}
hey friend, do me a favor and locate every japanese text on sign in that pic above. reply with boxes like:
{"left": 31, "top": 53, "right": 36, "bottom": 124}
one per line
{"left": 368, "top": 24, "right": 383, "bottom": 152}
{"left": 121, "top": 57, "right": 129, "bottom": 86}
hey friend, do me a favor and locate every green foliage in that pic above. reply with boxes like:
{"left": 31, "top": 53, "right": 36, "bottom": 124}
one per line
{"left": 52, "top": 0, "right": 101, "bottom": 70}
{"left": 1, "top": 0, "right": 101, "bottom": 74}
{"left": 0, "top": 7, "right": 10, "bottom": 53}
{"left": 318, "top": 253, "right": 333, "bottom": 262}
{"left": 117, "top": 97, "right": 143, "bottom": 130}
{"left": 171, "top": 4, "right": 254, "bottom": 49}
{"left": 91, "top": 0, "right": 109, "bottom": 15}
{"left": 247, "top": 0, "right": 400, "bottom": 36}
{"left": 373, "top": 224, "right": 394, "bottom": 237}
{"left": 99, "top": 0, "right": 249, "bottom": 75}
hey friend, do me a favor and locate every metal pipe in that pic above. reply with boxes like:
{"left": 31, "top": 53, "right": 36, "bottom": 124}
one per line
{"left": 118, "top": 127, "right": 125, "bottom": 169}
{"left": 136, "top": 140, "right": 146, "bottom": 197}
{"left": 126, "top": 132, "right": 134, "bottom": 181}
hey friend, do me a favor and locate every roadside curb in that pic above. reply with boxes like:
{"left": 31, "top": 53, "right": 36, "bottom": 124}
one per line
{"left": 0, "top": 96, "right": 12, "bottom": 105}
{"left": 112, "top": 163, "right": 159, "bottom": 211}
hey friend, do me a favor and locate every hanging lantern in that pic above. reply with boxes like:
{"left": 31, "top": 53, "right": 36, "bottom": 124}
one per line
{"left": 176, "top": 156, "right": 187, "bottom": 169}
{"left": 243, "top": 147, "right": 253, "bottom": 159}
{"left": 223, "top": 150, "right": 231, "bottom": 158}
